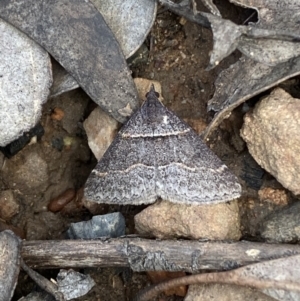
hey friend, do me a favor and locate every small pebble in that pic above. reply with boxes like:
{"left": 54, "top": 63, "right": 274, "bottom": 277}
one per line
{"left": 67, "top": 212, "right": 125, "bottom": 239}
{"left": 48, "top": 188, "right": 76, "bottom": 213}
{"left": 51, "top": 107, "right": 65, "bottom": 121}
{"left": 258, "top": 187, "right": 288, "bottom": 206}
{"left": 260, "top": 201, "right": 300, "bottom": 243}
{"left": 0, "top": 190, "right": 19, "bottom": 221}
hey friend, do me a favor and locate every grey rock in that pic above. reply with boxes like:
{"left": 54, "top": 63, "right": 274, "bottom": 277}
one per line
{"left": 83, "top": 107, "right": 118, "bottom": 160}
{"left": 260, "top": 202, "right": 300, "bottom": 243}
{"left": 134, "top": 200, "right": 241, "bottom": 240}
{"left": 0, "top": 190, "right": 19, "bottom": 221}
{"left": 57, "top": 269, "right": 95, "bottom": 301}
{"left": 241, "top": 88, "right": 300, "bottom": 195}
{"left": 0, "top": 230, "right": 21, "bottom": 301}
{"left": 0, "top": 19, "right": 52, "bottom": 147}
{"left": 91, "top": 0, "right": 157, "bottom": 58}
{"left": 67, "top": 212, "right": 125, "bottom": 239}
{"left": 2, "top": 150, "right": 49, "bottom": 195}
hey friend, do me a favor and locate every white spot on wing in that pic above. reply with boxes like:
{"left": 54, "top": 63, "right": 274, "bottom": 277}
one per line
{"left": 163, "top": 115, "right": 168, "bottom": 124}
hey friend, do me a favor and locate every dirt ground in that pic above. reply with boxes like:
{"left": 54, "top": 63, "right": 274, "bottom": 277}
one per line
{"left": 0, "top": 1, "right": 295, "bottom": 300}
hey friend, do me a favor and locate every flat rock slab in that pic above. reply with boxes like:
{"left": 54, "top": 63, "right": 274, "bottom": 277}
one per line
{"left": 134, "top": 200, "right": 241, "bottom": 240}
{"left": 241, "top": 88, "right": 300, "bottom": 195}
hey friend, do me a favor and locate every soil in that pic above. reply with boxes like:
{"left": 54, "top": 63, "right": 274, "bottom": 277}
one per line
{"left": 0, "top": 1, "right": 296, "bottom": 301}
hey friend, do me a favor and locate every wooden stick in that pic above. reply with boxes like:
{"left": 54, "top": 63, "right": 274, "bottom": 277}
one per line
{"left": 21, "top": 238, "right": 300, "bottom": 272}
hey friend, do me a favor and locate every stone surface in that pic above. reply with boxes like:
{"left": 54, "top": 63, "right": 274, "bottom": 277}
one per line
{"left": 67, "top": 212, "right": 125, "bottom": 239}
{"left": 0, "top": 190, "right": 19, "bottom": 221}
{"left": 0, "top": 19, "right": 52, "bottom": 147}
{"left": 241, "top": 88, "right": 300, "bottom": 195}
{"left": 0, "top": 230, "right": 21, "bottom": 301}
{"left": 57, "top": 269, "right": 95, "bottom": 300}
{"left": 83, "top": 107, "right": 119, "bottom": 160}
{"left": 134, "top": 78, "right": 162, "bottom": 101}
{"left": 184, "top": 284, "right": 277, "bottom": 301}
{"left": 258, "top": 187, "right": 288, "bottom": 206}
{"left": 2, "top": 150, "right": 49, "bottom": 195}
{"left": 260, "top": 201, "right": 300, "bottom": 243}
{"left": 134, "top": 200, "right": 241, "bottom": 240}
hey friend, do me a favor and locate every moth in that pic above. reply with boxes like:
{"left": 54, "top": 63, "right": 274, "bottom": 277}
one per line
{"left": 84, "top": 86, "right": 241, "bottom": 205}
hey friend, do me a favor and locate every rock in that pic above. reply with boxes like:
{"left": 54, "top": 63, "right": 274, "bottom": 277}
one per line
{"left": 0, "top": 230, "right": 21, "bottom": 301}
{"left": 0, "top": 19, "right": 52, "bottom": 147}
{"left": 134, "top": 200, "right": 241, "bottom": 240}
{"left": 0, "top": 190, "right": 19, "bottom": 221}
{"left": 2, "top": 150, "right": 49, "bottom": 194}
{"left": 184, "top": 284, "right": 276, "bottom": 301}
{"left": 57, "top": 90, "right": 89, "bottom": 135}
{"left": 258, "top": 187, "right": 288, "bottom": 206}
{"left": 134, "top": 78, "right": 162, "bottom": 100}
{"left": 91, "top": 0, "right": 157, "bottom": 59}
{"left": 83, "top": 107, "right": 118, "bottom": 160}
{"left": 67, "top": 212, "right": 125, "bottom": 239}
{"left": 57, "top": 269, "right": 95, "bottom": 300}
{"left": 240, "top": 88, "right": 300, "bottom": 195}
{"left": 260, "top": 201, "right": 300, "bottom": 243}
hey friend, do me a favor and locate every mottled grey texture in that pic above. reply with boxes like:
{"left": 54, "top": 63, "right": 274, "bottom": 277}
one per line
{"left": 0, "top": 19, "right": 52, "bottom": 147}
{"left": 0, "top": 230, "right": 21, "bottom": 301}
{"left": 260, "top": 202, "right": 300, "bottom": 243}
{"left": 0, "top": 0, "right": 138, "bottom": 123}
{"left": 67, "top": 213, "right": 125, "bottom": 239}
{"left": 84, "top": 87, "right": 241, "bottom": 205}
{"left": 57, "top": 269, "right": 95, "bottom": 300}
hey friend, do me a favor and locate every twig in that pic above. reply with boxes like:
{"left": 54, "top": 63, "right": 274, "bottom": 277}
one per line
{"left": 21, "top": 259, "right": 65, "bottom": 301}
{"left": 21, "top": 238, "right": 300, "bottom": 272}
